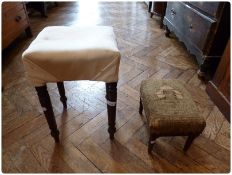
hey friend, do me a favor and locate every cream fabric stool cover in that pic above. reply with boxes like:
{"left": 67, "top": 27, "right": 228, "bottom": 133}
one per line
{"left": 22, "top": 26, "right": 121, "bottom": 142}
{"left": 22, "top": 26, "right": 120, "bottom": 86}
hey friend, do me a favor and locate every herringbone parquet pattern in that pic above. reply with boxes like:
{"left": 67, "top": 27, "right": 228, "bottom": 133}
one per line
{"left": 2, "top": 2, "right": 230, "bottom": 173}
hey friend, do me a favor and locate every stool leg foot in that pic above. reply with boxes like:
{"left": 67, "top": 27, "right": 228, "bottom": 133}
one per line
{"left": 57, "top": 82, "right": 67, "bottom": 109}
{"left": 106, "top": 82, "right": 117, "bottom": 140}
{"left": 160, "top": 16, "right": 164, "bottom": 29}
{"left": 150, "top": 12, "right": 154, "bottom": 18}
{"left": 165, "top": 26, "right": 171, "bottom": 37}
{"left": 148, "top": 135, "right": 157, "bottom": 154}
{"left": 183, "top": 134, "right": 198, "bottom": 152}
{"left": 139, "top": 98, "right": 143, "bottom": 115}
{"left": 148, "top": 142, "right": 153, "bottom": 154}
{"left": 35, "top": 85, "right": 60, "bottom": 143}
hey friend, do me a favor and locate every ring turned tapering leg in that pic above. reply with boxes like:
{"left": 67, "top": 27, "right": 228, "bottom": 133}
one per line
{"left": 35, "top": 85, "right": 60, "bottom": 142}
{"left": 57, "top": 82, "right": 67, "bottom": 109}
{"left": 105, "top": 82, "right": 117, "bottom": 140}
{"left": 139, "top": 98, "right": 143, "bottom": 114}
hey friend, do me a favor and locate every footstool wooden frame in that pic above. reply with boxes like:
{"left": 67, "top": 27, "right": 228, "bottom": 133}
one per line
{"left": 139, "top": 79, "right": 206, "bottom": 153}
{"left": 22, "top": 26, "right": 120, "bottom": 142}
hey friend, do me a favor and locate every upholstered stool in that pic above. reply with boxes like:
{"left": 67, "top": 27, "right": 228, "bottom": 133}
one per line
{"left": 139, "top": 79, "right": 206, "bottom": 153}
{"left": 22, "top": 26, "right": 121, "bottom": 142}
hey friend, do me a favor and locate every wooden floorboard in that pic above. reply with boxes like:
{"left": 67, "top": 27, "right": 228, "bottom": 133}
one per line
{"left": 2, "top": 2, "right": 230, "bottom": 173}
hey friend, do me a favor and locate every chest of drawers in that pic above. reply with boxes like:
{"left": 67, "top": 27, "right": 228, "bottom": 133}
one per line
{"left": 2, "top": 2, "right": 32, "bottom": 49}
{"left": 163, "top": 2, "right": 230, "bottom": 78}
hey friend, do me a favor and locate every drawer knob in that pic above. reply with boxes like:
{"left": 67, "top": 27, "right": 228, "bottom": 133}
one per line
{"left": 189, "top": 24, "right": 193, "bottom": 30}
{"left": 15, "top": 16, "right": 22, "bottom": 22}
{"left": 171, "top": 8, "right": 176, "bottom": 16}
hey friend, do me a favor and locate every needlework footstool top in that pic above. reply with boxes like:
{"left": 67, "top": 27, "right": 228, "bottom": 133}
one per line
{"left": 140, "top": 79, "right": 206, "bottom": 135}
{"left": 22, "top": 26, "right": 121, "bottom": 86}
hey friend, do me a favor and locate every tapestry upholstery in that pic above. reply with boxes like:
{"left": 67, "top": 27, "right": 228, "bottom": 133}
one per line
{"left": 140, "top": 79, "right": 206, "bottom": 135}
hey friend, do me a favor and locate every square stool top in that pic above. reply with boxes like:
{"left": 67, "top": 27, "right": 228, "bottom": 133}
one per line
{"left": 140, "top": 79, "right": 205, "bottom": 135}
{"left": 22, "top": 26, "right": 121, "bottom": 86}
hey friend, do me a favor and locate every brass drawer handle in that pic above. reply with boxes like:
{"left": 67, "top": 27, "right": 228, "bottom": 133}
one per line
{"left": 15, "top": 16, "right": 22, "bottom": 22}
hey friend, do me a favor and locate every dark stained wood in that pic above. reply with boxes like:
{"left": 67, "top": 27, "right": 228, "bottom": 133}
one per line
{"left": 206, "top": 39, "right": 230, "bottom": 122}
{"left": 57, "top": 82, "right": 67, "bottom": 109}
{"left": 206, "top": 83, "right": 230, "bottom": 122}
{"left": 148, "top": 135, "right": 157, "bottom": 153}
{"left": 25, "top": 26, "right": 33, "bottom": 37}
{"left": 105, "top": 82, "right": 117, "bottom": 139}
{"left": 149, "top": 2, "right": 167, "bottom": 28}
{"left": 35, "top": 85, "right": 60, "bottom": 142}
{"left": 183, "top": 134, "right": 198, "bottom": 151}
{"left": 27, "top": 2, "right": 48, "bottom": 18}
{"left": 139, "top": 98, "right": 143, "bottom": 114}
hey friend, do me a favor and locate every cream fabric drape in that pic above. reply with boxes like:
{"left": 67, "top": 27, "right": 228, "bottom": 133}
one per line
{"left": 22, "top": 26, "right": 121, "bottom": 86}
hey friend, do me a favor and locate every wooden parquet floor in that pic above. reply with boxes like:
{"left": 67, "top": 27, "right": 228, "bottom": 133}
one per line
{"left": 2, "top": 2, "right": 230, "bottom": 173}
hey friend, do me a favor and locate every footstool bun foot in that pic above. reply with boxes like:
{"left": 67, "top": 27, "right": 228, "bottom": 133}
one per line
{"left": 148, "top": 135, "right": 157, "bottom": 154}
{"left": 148, "top": 142, "right": 154, "bottom": 154}
{"left": 183, "top": 134, "right": 198, "bottom": 152}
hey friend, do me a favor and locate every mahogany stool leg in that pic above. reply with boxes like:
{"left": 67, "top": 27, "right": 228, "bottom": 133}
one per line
{"left": 106, "top": 82, "right": 117, "bottom": 140}
{"left": 35, "top": 85, "right": 60, "bottom": 142}
{"left": 148, "top": 2, "right": 152, "bottom": 12}
{"left": 139, "top": 98, "right": 143, "bottom": 115}
{"left": 57, "top": 82, "right": 67, "bottom": 109}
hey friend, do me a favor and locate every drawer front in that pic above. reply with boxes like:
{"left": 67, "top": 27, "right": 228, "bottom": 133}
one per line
{"left": 3, "top": 8, "right": 27, "bottom": 32}
{"left": 165, "top": 2, "right": 215, "bottom": 52}
{"left": 188, "top": 2, "right": 221, "bottom": 18}
{"left": 2, "top": 2, "right": 24, "bottom": 14}
{"left": 3, "top": 18, "right": 28, "bottom": 48}
{"left": 2, "top": 3, "right": 29, "bottom": 49}
{"left": 2, "top": 19, "right": 28, "bottom": 48}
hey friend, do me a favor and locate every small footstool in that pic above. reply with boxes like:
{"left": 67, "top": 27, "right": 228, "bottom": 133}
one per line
{"left": 139, "top": 79, "right": 206, "bottom": 153}
{"left": 22, "top": 26, "right": 121, "bottom": 142}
